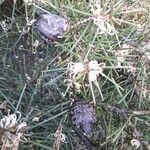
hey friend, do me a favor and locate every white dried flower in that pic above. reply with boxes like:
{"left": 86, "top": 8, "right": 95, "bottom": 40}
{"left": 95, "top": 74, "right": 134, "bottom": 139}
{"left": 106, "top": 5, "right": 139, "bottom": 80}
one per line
{"left": 67, "top": 60, "right": 106, "bottom": 104}
{"left": 115, "top": 44, "right": 133, "bottom": 67}
{"left": 67, "top": 62, "right": 85, "bottom": 79}
{"left": 61, "top": 134, "right": 68, "bottom": 143}
{"left": 1, "top": 132, "right": 25, "bottom": 150}
{"left": 32, "top": 116, "right": 40, "bottom": 122}
{"left": 127, "top": 63, "right": 137, "bottom": 75}
{"left": 74, "top": 82, "right": 82, "bottom": 91}
{"left": 131, "top": 138, "right": 140, "bottom": 149}
{"left": 19, "top": 45, "right": 24, "bottom": 50}
{"left": 67, "top": 60, "right": 105, "bottom": 82}
{"left": 16, "top": 122, "right": 27, "bottom": 133}
{"left": 0, "top": 20, "right": 9, "bottom": 33}
{"left": 0, "top": 111, "right": 21, "bottom": 129}
{"left": 1, "top": 133, "right": 13, "bottom": 149}
{"left": 89, "top": 0, "right": 102, "bottom": 16}
{"left": 0, "top": 111, "right": 27, "bottom": 150}
{"left": 89, "top": 0, "right": 117, "bottom": 35}
{"left": 26, "top": 18, "right": 36, "bottom": 26}
{"left": 33, "top": 40, "right": 40, "bottom": 48}
{"left": 94, "top": 17, "right": 116, "bottom": 35}
{"left": 23, "top": 0, "right": 33, "bottom": 5}
{"left": 88, "top": 60, "right": 105, "bottom": 82}
{"left": 88, "top": 61, "right": 106, "bottom": 103}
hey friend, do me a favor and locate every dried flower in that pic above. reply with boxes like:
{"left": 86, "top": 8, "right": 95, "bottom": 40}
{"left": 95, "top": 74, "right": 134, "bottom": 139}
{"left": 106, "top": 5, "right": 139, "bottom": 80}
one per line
{"left": 0, "top": 20, "right": 10, "bottom": 33}
{"left": 88, "top": 60, "right": 105, "bottom": 82}
{"left": 89, "top": 0, "right": 117, "bottom": 35}
{"left": 33, "top": 40, "right": 40, "bottom": 48}
{"left": 67, "top": 60, "right": 106, "bottom": 104}
{"left": 67, "top": 60, "right": 105, "bottom": 83}
{"left": 115, "top": 44, "right": 133, "bottom": 67}
{"left": 74, "top": 82, "right": 82, "bottom": 91}
{"left": 32, "top": 116, "right": 40, "bottom": 122}
{"left": 53, "top": 124, "right": 68, "bottom": 150}
{"left": 67, "top": 62, "right": 85, "bottom": 80}
{"left": 131, "top": 138, "right": 140, "bottom": 149}
{"left": 23, "top": 0, "right": 33, "bottom": 6}
{"left": 0, "top": 111, "right": 27, "bottom": 150}
{"left": 0, "top": 111, "right": 21, "bottom": 129}
{"left": 26, "top": 18, "right": 36, "bottom": 26}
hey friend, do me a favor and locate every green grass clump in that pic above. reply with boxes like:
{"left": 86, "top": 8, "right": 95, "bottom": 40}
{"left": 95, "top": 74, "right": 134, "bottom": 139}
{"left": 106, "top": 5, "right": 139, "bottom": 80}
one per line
{"left": 0, "top": 0, "right": 149, "bottom": 149}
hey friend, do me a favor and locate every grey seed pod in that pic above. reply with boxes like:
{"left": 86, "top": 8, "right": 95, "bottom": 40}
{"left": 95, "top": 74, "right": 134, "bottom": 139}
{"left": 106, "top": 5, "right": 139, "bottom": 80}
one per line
{"left": 35, "top": 13, "right": 70, "bottom": 43}
{"left": 70, "top": 101, "right": 96, "bottom": 134}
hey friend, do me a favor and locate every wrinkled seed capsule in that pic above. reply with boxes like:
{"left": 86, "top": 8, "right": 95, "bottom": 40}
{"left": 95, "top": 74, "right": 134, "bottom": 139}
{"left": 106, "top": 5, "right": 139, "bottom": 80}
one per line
{"left": 35, "top": 13, "right": 70, "bottom": 43}
{"left": 70, "top": 102, "right": 96, "bottom": 134}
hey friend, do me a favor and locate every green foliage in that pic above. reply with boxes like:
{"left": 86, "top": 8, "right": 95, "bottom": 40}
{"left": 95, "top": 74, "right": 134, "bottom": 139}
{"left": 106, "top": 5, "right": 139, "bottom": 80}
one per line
{"left": 0, "top": 0, "right": 149, "bottom": 149}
